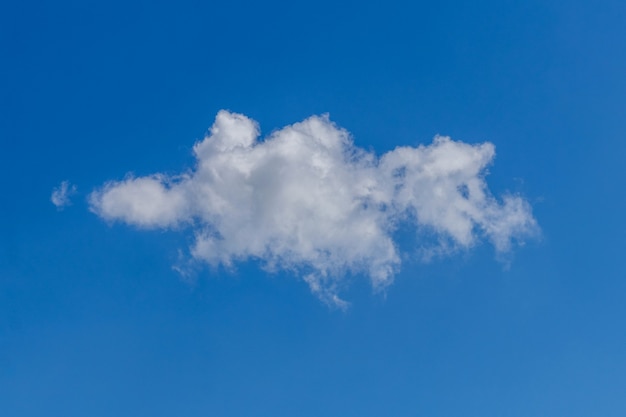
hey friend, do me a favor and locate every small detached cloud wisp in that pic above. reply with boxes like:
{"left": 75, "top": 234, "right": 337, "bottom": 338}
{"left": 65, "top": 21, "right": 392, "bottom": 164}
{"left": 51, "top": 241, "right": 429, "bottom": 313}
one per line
{"left": 51, "top": 180, "right": 77, "bottom": 209}
{"left": 89, "top": 111, "right": 538, "bottom": 307}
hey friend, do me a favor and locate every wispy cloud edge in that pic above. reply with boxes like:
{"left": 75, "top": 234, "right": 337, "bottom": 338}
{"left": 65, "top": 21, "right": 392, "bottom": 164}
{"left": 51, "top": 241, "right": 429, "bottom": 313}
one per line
{"left": 51, "top": 180, "right": 77, "bottom": 209}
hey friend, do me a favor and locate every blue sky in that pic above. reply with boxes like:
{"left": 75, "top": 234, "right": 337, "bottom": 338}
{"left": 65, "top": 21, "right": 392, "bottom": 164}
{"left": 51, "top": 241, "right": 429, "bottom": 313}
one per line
{"left": 2, "top": 0, "right": 626, "bottom": 415}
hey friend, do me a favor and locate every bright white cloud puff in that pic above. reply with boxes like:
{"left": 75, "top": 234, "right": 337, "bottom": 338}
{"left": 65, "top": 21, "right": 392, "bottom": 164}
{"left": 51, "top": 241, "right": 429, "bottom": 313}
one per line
{"left": 90, "top": 111, "right": 538, "bottom": 306}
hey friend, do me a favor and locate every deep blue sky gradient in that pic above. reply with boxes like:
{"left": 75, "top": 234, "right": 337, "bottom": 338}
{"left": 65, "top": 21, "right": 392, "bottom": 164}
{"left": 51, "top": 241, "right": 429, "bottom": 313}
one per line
{"left": 2, "top": 0, "right": 626, "bottom": 415}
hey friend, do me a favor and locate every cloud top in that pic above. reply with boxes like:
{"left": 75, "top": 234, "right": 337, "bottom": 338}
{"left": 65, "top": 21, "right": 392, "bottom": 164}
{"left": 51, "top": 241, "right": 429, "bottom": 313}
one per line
{"left": 51, "top": 180, "right": 77, "bottom": 209}
{"left": 90, "top": 111, "right": 538, "bottom": 306}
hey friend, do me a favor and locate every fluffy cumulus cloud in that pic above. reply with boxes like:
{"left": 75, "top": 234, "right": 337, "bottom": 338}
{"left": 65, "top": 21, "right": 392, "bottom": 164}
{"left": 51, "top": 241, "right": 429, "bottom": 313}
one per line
{"left": 90, "top": 111, "right": 538, "bottom": 306}
{"left": 51, "top": 180, "right": 77, "bottom": 209}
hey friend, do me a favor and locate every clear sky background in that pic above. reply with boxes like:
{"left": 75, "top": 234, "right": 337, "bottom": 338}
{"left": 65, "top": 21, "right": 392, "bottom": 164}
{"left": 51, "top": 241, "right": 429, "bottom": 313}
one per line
{"left": 2, "top": 0, "right": 626, "bottom": 416}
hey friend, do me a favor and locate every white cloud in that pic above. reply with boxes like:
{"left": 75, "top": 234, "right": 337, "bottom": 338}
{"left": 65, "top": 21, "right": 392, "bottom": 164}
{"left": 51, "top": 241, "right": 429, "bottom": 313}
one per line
{"left": 89, "top": 110, "right": 538, "bottom": 306}
{"left": 51, "top": 180, "right": 77, "bottom": 209}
